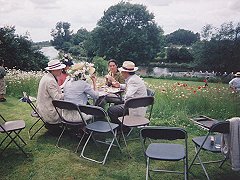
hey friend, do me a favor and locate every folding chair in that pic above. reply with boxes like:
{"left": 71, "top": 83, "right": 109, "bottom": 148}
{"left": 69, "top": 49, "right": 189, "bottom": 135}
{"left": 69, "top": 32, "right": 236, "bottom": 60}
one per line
{"left": 118, "top": 96, "right": 154, "bottom": 152}
{"left": 52, "top": 100, "right": 87, "bottom": 150}
{"left": 0, "top": 114, "right": 27, "bottom": 156}
{"left": 23, "top": 93, "right": 46, "bottom": 140}
{"left": 78, "top": 104, "right": 121, "bottom": 165}
{"left": 140, "top": 126, "right": 188, "bottom": 180}
{"left": 189, "top": 121, "right": 230, "bottom": 180}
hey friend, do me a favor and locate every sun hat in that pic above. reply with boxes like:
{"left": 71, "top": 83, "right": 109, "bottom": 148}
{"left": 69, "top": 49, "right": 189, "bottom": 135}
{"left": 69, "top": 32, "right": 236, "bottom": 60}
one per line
{"left": 68, "top": 62, "right": 95, "bottom": 80}
{"left": 234, "top": 72, "right": 240, "bottom": 77}
{"left": 45, "top": 59, "right": 66, "bottom": 71}
{"left": 118, "top": 61, "right": 138, "bottom": 72}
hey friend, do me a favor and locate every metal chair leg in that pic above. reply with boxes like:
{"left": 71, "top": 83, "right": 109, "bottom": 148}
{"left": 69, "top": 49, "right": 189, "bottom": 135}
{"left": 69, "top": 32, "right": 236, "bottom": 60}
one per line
{"left": 56, "top": 126, "right": 66, "bottom": 148}
{"left": 0, "top": 130, "right": 27, "bottom": 156}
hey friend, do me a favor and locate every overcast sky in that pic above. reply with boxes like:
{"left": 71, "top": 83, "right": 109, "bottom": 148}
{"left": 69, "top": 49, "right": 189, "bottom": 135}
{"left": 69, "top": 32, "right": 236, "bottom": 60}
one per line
{"left": 1, "top": 0, "right": 240, "bottom": 42}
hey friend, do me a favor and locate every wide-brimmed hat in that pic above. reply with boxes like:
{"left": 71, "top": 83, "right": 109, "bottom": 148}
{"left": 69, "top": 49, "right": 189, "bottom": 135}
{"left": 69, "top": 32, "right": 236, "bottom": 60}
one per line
{"left": 234, "top": 72, "right": 240, "bottom": 77}
{"left": 118, "top": 61, "right": 138, "bottom": 72}
{"left": 45, "top": 59, "right": 66, "bottom": 71}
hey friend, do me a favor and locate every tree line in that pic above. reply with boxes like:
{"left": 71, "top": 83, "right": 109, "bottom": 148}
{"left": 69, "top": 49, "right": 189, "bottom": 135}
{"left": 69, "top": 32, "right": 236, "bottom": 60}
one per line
{"left": 0, "top": 1, "right": 239, "bottom": 73}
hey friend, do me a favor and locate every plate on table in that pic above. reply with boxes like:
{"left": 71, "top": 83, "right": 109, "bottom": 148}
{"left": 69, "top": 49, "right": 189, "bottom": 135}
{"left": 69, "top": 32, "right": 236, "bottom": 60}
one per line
{"left": 106, "top": 87, "right": 120, "bottom": 93}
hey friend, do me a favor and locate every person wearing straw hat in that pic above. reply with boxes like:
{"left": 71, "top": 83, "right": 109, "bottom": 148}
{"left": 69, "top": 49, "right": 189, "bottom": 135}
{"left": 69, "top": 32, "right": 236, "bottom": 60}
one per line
{"left": 229, "top": 72, "right": 240, "bottom": 92}
{"left": 36, "top": 59, "right": 66, "bottom": 133}
{"left": 107, "top": 61, "right": 147, "bottom": 126}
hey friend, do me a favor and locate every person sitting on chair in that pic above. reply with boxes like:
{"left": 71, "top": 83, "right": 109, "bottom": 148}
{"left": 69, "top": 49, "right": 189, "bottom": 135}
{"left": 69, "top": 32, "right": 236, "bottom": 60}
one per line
{"left": 63, "top": 62, "right": 99, "bottom": 122}
{"left": 58, "top": 57, "right": 73, "bottom": 87}
{"left": 229, "top": 72, "right": 240, "bottom": 92}
{"left": 105, "top": 59, "right": 125, "bottom": 86}
{"left": 107, "top": 61, "right": 147, "bottom": 125}
{"left": 36, "top": 59, "right": 66, "bottom": 133}
{"left": 104, "top": 59, "right": 125, "bottom": 106}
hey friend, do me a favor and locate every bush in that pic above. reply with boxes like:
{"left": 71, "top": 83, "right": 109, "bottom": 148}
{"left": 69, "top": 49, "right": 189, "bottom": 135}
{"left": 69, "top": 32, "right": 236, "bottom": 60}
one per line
{"left": 92, "top": 56, "right": 108, "bottom": 76}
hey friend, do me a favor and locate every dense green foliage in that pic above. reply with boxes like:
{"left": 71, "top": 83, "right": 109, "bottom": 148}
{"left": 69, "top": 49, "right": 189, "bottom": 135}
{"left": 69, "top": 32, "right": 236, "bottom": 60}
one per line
{"left": 167, "top": 47, "right": 193, "bottom": 63}
{"left": 191, "top": 22, "right": 240, "bottom": 73}
{"left": 90, "top": 2, "right": 164, "bottom": 65}
{"left": 166, "top": 29, "right": 200, "bottom": 46}
{"left": 2, "top": 2, "right": 239, "bottom": 73}
{"left": 0, "top": 26, "right": 48, "bottom": 71}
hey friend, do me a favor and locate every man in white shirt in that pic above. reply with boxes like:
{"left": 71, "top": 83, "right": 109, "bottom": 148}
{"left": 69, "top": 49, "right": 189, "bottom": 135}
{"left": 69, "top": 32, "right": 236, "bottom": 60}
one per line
{"left": 107, "top": 61, "right": 147, "bottom": 125}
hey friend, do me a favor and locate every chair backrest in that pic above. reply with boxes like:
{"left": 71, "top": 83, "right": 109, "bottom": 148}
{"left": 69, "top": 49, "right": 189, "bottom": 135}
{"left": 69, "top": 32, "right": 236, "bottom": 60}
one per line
{"left": 209, "top": 121, "right": 229, "bottom": 134}
{"left": 78, "top": 104, "right": 107, "bottom": 119}
{"left": 124, "top": 96, "right": 154, "bottom": 109}
{"left": 147, "top": 88, "right": 155, "bottom": 97}
{"left": 52, "top": 100, "right": 86, "bottom": 124}
{"left": 23, "top": 93, "right": 41, "bottom": 117}
{"left": 140, "top": 126, "right": 187, "bottom": 141}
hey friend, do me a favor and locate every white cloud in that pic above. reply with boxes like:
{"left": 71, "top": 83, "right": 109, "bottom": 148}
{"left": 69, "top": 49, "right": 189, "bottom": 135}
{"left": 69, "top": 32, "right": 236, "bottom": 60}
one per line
{"left": 0, "top": 0, "right": 239, "bottom": 42}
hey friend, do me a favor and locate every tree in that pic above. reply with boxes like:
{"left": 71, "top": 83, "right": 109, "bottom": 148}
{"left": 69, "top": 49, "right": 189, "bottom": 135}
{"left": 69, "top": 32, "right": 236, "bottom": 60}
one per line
{"left": 193, "top": 22, "right": 240, "bottom": 73}
{"left": 166, "top": 47, "right": 178, "bottom": 63}
{"left": 178, "top": 47, "right": 193, "bottom": 63}
{"left": 201, "top": 24, "right": 215, "bottom": 41}
{"left": 51, "top": 22, "right": 73, "bottom": 50}
{"left": 0, "top": 26, "right": 48, "bottom": 71}
{"left": 166, "top": 29, "right": 200, "bottom": 46}
{"left": 90, "top": 2, "right": 164, "bottom": 65}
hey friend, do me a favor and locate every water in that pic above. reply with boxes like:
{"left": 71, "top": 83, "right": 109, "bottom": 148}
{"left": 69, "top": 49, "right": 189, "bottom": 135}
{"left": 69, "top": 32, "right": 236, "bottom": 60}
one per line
{"left": 40, "top": 46, "right": 59, "bottom": 60}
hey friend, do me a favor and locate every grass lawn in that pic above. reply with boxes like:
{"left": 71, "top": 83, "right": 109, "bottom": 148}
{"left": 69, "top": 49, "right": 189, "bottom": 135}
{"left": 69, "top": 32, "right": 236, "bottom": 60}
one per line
{"left": 1, "top": 78, "right": 240, "bottom": 180}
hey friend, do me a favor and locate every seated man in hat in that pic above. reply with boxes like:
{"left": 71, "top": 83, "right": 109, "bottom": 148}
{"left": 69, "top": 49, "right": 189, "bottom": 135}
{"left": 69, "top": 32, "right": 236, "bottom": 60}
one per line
{"left": 107, "top": 61, "right": 147, "bottom": 127}
{"left": 36, "top": 59, "right": 66, "bottom": 133}
{"left": 229, "top": 72, "right": 240, "bottom": 92}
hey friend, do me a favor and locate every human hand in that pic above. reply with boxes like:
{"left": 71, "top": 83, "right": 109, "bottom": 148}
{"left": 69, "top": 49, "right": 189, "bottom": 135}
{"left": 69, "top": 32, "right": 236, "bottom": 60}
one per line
{"left": 111, "top": 81, "right": 120, "bottom": 88}
{"left": 90, "top": 74, "right": 97, "bottom": 82}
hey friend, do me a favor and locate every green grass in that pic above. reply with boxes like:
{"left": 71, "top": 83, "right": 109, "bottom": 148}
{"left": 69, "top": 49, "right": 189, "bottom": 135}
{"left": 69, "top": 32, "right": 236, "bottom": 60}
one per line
{"left": 1, "top": 77, "right": 240, "bottom": 180}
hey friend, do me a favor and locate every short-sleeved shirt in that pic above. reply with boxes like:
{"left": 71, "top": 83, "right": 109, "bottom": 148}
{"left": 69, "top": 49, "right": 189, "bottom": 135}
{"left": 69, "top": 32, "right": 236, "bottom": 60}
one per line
{"left": 108, "top": 71, "right": 124, "bottom": 84}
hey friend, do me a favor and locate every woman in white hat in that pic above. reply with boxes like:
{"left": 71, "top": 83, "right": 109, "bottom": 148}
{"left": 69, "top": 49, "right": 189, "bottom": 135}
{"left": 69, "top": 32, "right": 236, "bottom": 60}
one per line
{"left": 36, "top": 59, "right": 66, "bottom": 133}
{"left": 229, "top": 72, "right": 240, "bottom": 92}
{"left": 107, "top": 61, "right": 147, "bottom": 126}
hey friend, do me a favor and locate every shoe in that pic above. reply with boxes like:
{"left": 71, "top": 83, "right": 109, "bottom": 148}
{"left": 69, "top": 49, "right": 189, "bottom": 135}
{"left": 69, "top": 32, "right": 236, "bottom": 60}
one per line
{"left": 0, "top": 98, "right": 6, "bottom": 102}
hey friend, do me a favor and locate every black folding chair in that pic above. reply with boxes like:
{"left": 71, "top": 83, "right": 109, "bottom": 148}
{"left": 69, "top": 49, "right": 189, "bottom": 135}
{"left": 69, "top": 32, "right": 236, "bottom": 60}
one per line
{"left": 140, "top": 126, "right": 188, "bottom": 180}
{"left": 0, "top": 114, "right": 27, "bottom": 156}
{"left": 118, "top": 96, "right": 154, "bottom": 153}
{"left": 189, "top": 121, "right": 230, "bottom": 180}
{"left": 23, "top": 93, "right": 46, "bottom": 140}
{"left": 52, "top": 100, "right": 87, "bottom": 150}
{"left": 78, "top": 104, "right": 121, "bottom": 165}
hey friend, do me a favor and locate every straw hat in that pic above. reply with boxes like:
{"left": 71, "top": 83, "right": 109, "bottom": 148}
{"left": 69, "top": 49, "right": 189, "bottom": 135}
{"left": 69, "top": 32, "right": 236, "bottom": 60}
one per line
{"left": 234, "top": 72, "right": 240, "bottom": 77}
{"left": 45, "top": 59, "right": 66, "bottom": 71}
{"left": 118, "top": 61, "right": 138, "bottom": 72}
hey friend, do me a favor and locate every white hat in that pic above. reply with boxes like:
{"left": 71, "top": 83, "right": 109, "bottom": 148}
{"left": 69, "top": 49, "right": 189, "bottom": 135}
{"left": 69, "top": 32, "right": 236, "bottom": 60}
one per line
{"left": 234, "top": 72, "right": 240, "bottom": 77}
{"left": 45, "top": 59, "right": 66, "bottom": 71}
{"left": 118, "top": 61, "right": 138, "bottom": 72}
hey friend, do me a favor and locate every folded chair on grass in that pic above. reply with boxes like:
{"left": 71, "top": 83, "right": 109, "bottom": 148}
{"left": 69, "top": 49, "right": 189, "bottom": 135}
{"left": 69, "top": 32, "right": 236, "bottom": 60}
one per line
{"left": 189, "top": 121, "right": 230, "bottom": 180}
{"left": 118, "top": 96, "right": 154, "bottom": 153}
{"left": 23, "top": 93, "right": 46, "bottom": 140}
{"left": 77, "top": 104, "right": 121, "bottom": 165}
{"left": 140, "top": 126, "right": 188, "bottom": 180}
{"left": 52, "top": 100, "right": 87, "bottom": 150}
{"left": 0, "top": 114, "right": 27, "bottom": 156}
